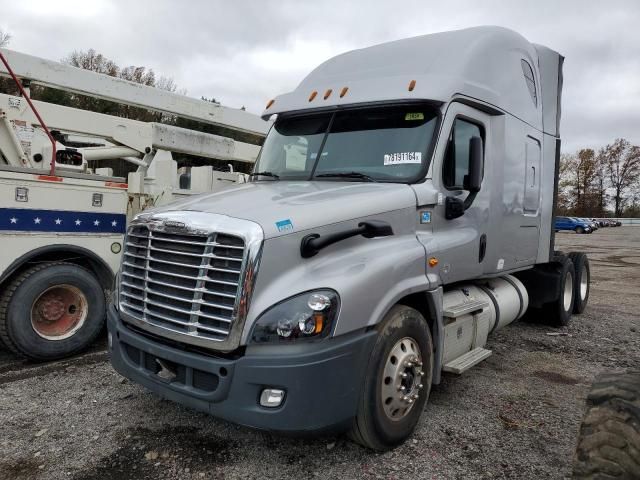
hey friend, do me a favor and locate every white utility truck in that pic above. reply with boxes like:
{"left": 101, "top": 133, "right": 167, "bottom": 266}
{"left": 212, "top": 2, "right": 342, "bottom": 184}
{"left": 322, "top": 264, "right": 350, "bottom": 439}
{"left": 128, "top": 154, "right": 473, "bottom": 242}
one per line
{"left": 0, "top": 49, "right": 268, "bottom": 360}
{"left": 108, "top": 27, "right": 591, "bottom": 450}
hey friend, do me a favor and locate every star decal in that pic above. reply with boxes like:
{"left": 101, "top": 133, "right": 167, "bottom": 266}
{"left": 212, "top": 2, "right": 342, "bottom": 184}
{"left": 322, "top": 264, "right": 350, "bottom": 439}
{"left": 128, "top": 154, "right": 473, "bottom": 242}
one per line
{"left": 55, "top": 218, "right": 62, "bottom": 225}
{"left": 111, "top": 220, "right": 118, "bottom": 227}
{"left": 10, "top": 217, "right": 17, "bottom": 224}
{"left": 93, "top": 219, "right": 100, "bottom": 226}
{"left": 34, "top": 217, "right": 41, "bottom": 224}
{"left": 75, "top": 219, "right": 82, "bottom": 226}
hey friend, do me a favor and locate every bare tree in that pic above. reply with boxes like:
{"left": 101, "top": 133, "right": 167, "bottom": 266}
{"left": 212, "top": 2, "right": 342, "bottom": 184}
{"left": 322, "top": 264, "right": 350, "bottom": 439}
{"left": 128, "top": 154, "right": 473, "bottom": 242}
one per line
{"left": 557, "top": 153, "right": 575, "bottom": 214}
{"left": 576, "top": 149, "right": 599, "bottom": 214}
{"left": 156, "top": 76, "right": 177, "bottom": 93}
{"left": 601, "top": 138, "right": 640, "bottom": 217}
{"left": 59, "top": 49, "right": 182, "bottom": 122}
{"left": 63, "top": 49, "right": 119, "bottom": 77}
{"left": 559, "top": 149, "right": 599, "bottom": 215}
{"left": 0, "top": 30, "right": 10, "bottom": 48}
{"left": 593, "top": 148, "right": 609, "bottom": 217}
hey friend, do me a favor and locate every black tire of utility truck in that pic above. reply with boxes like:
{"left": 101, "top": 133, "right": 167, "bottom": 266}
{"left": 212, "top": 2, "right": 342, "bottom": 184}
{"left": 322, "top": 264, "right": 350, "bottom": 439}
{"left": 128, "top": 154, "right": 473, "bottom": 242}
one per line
{"left": 542, "top": 256, "right": 575, "bottom": 327}
{"left": 349, "top": 305, "right": 433, "bottom": 451}
{"left": 0, "top": 262, "right": 105, "bottom": 361}
{"left": 573, "top": 370, "right": 640, "bottom": 479}
{"left": 568, "top": 252, "right": 590, "bottom": 314}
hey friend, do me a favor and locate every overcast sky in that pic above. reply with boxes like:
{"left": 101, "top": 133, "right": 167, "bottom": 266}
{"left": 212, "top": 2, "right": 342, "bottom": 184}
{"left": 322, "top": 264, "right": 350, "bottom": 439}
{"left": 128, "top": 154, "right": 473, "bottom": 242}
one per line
{"left": 1, "top": 0, "right": 639, "bottom": 152}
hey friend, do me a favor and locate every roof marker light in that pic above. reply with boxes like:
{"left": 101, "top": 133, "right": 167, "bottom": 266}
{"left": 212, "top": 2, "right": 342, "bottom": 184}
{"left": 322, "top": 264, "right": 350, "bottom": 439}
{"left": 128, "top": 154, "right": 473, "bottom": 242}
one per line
{"left": 408, "top": 79, "right": 416, "bottom": 91}
{"left": 323, "top": 89, "right": 332, "bottom": 100}
{"left": 265, "top": 99, "right": 275, "bottom": 109}
{"left": 308, "top": 91, "right": 318, "bottom": 102}
{"left": 339, "top": 87, "right": 349, "bottom": 98}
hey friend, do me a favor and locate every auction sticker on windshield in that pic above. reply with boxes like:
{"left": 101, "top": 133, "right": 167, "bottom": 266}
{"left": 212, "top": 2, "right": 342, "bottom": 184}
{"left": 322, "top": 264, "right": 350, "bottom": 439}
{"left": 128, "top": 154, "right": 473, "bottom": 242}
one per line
{"left": 383, "top": 152, "right": 422, "bottom": 166}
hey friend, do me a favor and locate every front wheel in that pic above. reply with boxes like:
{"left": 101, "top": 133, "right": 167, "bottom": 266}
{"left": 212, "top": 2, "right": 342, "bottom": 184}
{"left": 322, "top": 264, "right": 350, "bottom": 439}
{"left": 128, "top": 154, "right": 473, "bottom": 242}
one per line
{"left": 576, "top": 226, "right": 585, "bottom": 234}
{"left": 0, "top": 262, "right": 105, "bottom": 361}
{"left": 349, "top": 305, "right": 433, "bottom": 451}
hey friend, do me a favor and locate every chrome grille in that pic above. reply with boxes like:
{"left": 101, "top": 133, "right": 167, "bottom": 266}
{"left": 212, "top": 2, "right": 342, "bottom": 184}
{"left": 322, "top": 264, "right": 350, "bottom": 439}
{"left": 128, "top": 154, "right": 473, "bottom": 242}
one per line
{"left": 119, "top": 225, "right": 246, "bottom": 342}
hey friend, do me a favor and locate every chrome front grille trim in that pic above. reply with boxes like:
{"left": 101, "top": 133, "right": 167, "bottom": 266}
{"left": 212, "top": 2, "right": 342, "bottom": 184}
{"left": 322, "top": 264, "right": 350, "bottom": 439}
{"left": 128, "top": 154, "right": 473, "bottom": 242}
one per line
{"left": 118, "top": 211, "right": 263, "bottom": 351}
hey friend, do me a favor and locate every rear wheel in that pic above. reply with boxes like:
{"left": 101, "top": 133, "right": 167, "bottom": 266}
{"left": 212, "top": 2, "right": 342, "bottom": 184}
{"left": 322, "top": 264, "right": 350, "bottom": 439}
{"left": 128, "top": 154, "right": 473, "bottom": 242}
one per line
{"left": 541, "top": 257, "right": 575, "bottom": 327}
{"left": 573, "top": 370, "right": 640, "bottom": 479}
{"left": 349, "top": 305, "right": 433, "bottom": 451}
{"left": 568, "top": 252, "right": 590, "bottom": 314}
{"left": 0, "top": 262, "right": 105, "bottom": 361}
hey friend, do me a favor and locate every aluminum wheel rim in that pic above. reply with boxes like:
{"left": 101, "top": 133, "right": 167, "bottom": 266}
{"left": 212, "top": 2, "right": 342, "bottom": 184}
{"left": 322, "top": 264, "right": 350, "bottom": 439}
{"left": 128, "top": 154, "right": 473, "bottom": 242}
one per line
{"left": 580, "top": 264, "right": 588, "bottom": 300}
{"left": 563, "top": 272, "right": 574, "bottom": 312}
{"left": 381, "top": 337, "right": 424, "bottom": 421}
{"left": 31, "top": 284, "right": 88, "bottom": 340}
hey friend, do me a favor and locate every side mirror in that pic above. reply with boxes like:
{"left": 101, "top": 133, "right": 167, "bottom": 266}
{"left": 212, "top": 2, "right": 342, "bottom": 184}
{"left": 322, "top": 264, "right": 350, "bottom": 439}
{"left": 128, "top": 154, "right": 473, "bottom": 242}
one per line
{"left": 463, "top": 136, "right": 483, "bottom": 193}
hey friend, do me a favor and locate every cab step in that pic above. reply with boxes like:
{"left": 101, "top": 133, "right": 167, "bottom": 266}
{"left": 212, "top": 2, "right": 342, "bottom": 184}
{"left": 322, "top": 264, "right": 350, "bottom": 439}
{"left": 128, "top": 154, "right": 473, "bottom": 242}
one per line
{"left": 443, "top": 347, "right": 492, "bottom": 374}
{"left": 443, "top": 299, "right": 489, "bottom": 319}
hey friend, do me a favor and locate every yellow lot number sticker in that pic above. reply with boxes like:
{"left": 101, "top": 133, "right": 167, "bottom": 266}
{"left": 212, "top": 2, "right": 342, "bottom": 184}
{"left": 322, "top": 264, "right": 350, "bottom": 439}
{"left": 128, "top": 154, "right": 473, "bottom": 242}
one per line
{"left": 405, "top": 112, "right": 424, "bottom": 121}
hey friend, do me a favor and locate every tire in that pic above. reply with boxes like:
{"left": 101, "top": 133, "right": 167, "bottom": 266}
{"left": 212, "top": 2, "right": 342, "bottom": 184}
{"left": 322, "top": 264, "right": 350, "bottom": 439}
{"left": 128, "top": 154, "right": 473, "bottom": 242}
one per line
{"left": 569, "top": 252, "right": 590, "bottom": 314}
{"left": 349, "top": 305, "right": 434, "bottom": 451}
{"left": 576, "top": 226, "right": 585, "bottom": 234}
{"left": 541, "top": 256, "right": 575, "bottom": 327}
{"left": 573, "top": 370, "right": 640, "bottom": 479}
{"left": 0, "top": 262, "right": 105, "bottom": 361}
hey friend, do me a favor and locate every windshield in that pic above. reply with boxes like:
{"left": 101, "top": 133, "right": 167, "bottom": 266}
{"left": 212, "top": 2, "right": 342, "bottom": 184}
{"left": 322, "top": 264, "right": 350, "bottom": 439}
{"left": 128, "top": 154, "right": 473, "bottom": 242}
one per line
{"left": 254, "top": 104, "right": 439, "bottom": 182}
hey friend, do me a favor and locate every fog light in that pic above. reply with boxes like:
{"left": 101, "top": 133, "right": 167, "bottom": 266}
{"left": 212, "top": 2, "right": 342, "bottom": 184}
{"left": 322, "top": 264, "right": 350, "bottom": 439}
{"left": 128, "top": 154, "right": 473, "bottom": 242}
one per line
{"left": 276, "top": 318, "right": 294, "bottom": 338}
{"left": 260, "top": 388, "right": 285, "bottom": 407}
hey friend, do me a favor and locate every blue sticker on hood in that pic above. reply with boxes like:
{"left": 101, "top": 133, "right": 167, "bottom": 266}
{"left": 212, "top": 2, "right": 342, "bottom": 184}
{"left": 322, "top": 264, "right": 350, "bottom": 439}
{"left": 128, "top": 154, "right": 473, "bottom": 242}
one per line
{"left": 275, "top": 219, "right": 294, "bottom": 232}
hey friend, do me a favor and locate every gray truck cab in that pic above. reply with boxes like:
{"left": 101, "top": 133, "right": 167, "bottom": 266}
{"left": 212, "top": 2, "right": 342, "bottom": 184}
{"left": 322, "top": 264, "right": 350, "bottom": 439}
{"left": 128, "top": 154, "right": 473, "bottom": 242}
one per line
{"left": 108, "top": 26, "right": 589, "bottom": 450}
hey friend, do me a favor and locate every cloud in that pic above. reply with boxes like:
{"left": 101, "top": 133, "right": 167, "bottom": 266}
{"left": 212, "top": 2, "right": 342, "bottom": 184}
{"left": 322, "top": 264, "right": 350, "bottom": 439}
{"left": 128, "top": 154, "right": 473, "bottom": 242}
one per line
{"left": 2, "top": 0, "right": 639, "bottom": 152}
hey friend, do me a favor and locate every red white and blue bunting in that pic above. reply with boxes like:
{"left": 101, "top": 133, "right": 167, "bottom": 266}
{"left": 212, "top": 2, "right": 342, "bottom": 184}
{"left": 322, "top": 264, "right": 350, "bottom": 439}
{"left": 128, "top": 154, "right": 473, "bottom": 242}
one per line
{"left": 0, "top": 208, "right": 126, "bottom": 234}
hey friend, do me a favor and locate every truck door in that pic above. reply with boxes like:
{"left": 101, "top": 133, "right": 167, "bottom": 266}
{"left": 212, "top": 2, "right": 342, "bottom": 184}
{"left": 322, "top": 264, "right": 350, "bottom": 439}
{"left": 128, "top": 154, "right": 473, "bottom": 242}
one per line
{"left": 417, "top": 103, "right": 492, "bottom": 285}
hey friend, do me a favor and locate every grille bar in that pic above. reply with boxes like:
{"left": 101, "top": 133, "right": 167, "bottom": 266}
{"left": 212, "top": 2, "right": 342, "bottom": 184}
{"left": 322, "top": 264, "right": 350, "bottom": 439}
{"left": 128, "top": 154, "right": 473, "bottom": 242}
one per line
{"left": 119, "top": 225, "right": 246, "bottom": 342}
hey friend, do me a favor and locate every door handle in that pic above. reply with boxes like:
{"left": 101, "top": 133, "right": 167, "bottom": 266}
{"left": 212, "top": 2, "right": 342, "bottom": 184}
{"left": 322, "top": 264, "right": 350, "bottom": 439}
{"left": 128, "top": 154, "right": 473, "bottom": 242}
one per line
{"left": 479, "top": 234, "right": 487, "bottom": 263}
{"left": 531, "top": 165, "right": 536, "bottom": 187}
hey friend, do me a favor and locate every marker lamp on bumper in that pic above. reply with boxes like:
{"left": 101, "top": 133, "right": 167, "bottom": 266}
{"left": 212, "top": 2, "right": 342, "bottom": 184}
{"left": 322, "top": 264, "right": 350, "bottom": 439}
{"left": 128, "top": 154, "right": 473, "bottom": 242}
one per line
{"left": 250, "top": 290, "right": 339, "bottom": 344}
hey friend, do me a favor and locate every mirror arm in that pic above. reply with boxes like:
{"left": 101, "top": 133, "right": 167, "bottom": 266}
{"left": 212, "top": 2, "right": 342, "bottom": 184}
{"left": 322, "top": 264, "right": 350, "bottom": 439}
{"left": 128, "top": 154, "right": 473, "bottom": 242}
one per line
{"left": 300, "top": 221, "right": 393, "bottom": 258}
{"left": 463, "top": 191, "right": 478, "bottom": 210}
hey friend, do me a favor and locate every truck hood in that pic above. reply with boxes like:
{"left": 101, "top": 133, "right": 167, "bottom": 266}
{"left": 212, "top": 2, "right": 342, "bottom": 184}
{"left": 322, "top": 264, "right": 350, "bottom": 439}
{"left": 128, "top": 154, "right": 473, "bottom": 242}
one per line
{"left": 150, "top": 181, "right": 417, "bottom": 238}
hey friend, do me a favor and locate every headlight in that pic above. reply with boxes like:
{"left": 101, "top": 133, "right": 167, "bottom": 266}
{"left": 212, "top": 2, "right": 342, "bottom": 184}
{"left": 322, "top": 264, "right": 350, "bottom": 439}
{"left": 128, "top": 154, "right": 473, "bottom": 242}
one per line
{"left": 250, "top": 290, "right": 339, "bottom": 344}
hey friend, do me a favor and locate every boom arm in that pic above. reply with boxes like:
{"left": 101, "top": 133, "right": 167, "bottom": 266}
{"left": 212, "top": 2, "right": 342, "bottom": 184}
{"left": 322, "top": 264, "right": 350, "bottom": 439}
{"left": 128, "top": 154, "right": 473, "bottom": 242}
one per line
{"left": 0, "top": 48, "right": 268, "bottom": 137}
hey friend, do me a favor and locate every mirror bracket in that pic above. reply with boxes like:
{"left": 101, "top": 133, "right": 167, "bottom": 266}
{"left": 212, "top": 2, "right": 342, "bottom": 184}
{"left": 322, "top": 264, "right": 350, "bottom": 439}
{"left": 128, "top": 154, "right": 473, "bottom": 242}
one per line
{"left": 445, "top": 196, "right": 465, "bottom": 220}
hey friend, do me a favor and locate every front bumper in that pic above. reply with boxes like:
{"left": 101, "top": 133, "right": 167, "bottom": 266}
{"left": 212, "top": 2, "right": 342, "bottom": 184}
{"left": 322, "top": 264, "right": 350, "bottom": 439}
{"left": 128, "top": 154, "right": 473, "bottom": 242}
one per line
{"left": 108, "top": 304, "right": 377, "bottom": 433}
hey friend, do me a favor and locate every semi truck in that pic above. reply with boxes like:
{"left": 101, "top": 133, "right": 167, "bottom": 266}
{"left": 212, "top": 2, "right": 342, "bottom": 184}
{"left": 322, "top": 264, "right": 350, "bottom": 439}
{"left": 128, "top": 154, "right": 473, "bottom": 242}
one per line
{"left": 0, "top": 48, "right": 268, "bottom": 361}
{"left": 108, "top": 26, "right": 591, "bottom": 450}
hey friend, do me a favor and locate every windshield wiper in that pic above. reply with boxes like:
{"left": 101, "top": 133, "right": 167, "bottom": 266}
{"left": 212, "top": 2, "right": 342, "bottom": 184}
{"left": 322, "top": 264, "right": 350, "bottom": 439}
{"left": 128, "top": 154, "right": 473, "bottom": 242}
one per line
{"left": 315, "top": 171, "right": 378, "bottom": 182}
{"left": 248, "top": 171, "right": 280, "bottom": 180}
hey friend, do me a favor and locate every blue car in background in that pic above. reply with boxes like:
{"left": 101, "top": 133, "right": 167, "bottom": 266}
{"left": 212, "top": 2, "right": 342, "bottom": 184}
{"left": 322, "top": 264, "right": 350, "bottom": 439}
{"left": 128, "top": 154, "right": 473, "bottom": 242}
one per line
{"left": 555, "top": 216, "right": 593, "bottom": 234}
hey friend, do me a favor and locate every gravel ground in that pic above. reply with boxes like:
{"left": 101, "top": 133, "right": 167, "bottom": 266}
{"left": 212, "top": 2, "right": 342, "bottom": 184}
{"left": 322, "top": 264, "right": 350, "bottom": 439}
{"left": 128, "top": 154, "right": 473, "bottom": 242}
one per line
{"left": 1, "top": 227, "right": 638, "bottom": 480}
